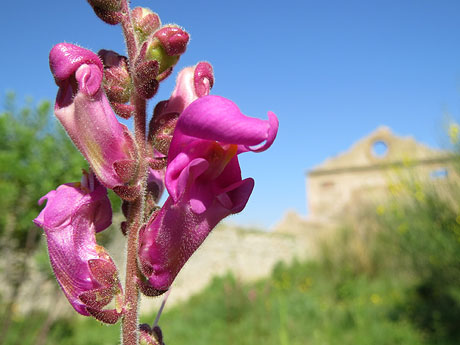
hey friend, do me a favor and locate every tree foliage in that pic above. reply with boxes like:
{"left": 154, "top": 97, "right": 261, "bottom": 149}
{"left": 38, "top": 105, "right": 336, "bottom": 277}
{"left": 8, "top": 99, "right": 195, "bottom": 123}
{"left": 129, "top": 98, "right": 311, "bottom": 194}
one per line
{"left": 0, "top": 92, "right": 86, "bottom": 251}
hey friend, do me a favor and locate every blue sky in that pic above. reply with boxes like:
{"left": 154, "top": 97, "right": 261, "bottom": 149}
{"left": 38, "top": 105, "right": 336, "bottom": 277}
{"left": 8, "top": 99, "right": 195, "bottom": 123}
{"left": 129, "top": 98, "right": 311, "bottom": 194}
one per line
{"left": 1, "top": 1, "right": 460, "bottom": 228}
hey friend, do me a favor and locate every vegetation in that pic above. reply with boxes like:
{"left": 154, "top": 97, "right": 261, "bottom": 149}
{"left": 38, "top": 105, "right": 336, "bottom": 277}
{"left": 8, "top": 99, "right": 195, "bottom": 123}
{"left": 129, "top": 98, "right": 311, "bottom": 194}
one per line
{"left": 3, "top": 171, "right": 460, "bottom": 345}
{"left": 0, "top": 93, "right": 87, "bottom": 342}
{"left": 1, "top": 95, "right": 459, "bottom": 344}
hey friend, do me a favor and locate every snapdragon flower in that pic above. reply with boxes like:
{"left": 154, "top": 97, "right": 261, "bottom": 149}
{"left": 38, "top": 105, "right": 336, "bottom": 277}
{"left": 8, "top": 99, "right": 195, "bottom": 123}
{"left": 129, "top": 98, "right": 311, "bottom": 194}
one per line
{"left": 139, "top": 95, "right": 278, "bottom": 291}
{"left": 33, "top": 172, "right": 123, "bottom": 323}
{"left": 49, "top": 43, "right": 140, "bottom": 200}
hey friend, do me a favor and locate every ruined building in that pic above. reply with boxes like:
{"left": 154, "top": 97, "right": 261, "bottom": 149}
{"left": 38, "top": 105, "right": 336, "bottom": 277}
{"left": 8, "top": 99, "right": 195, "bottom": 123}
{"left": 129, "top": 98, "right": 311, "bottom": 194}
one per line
{"left": 306, "top": 126, "right": 456, "bottom": 223}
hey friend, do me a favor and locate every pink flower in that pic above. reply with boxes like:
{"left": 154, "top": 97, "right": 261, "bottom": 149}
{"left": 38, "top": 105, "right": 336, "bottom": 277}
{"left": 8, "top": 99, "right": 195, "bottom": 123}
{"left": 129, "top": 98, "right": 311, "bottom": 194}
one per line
{"left": 138, "top": 95, "right": 278, "bottom": 291}
{"left": 33, "top": 172, "right": 123, "bottom": 324}
{"left": 49, "top": 43, "right": 140, "bottom": 200}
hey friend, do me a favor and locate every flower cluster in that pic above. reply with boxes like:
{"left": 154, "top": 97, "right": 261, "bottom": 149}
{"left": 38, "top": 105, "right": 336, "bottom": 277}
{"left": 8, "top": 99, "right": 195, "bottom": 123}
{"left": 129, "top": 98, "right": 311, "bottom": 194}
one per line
{"left": 34, "top": 1, "right": 278, "bottom": 342}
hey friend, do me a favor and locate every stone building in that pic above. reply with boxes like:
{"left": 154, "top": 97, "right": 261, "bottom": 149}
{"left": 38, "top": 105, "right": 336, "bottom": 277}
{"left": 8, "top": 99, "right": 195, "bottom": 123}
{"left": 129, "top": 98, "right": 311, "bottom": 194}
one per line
{"left": 306, "top": 126, "right": 456, "bottom": 223}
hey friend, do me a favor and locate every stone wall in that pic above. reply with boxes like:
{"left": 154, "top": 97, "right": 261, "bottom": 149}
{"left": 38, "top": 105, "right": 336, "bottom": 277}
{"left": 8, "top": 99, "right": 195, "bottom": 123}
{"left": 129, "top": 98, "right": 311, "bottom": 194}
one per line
{"left": 2, "top": 218, "right": 317, "bottom": 316}
{"left": 138, "top": 222, "right": 314, "bottom": 313}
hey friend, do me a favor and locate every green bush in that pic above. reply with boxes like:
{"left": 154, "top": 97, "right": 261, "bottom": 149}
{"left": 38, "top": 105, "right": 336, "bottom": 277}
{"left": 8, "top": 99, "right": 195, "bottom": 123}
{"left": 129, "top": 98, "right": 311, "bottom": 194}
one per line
{"left": 377, "top": 180, "right": 460, "bottom": 344}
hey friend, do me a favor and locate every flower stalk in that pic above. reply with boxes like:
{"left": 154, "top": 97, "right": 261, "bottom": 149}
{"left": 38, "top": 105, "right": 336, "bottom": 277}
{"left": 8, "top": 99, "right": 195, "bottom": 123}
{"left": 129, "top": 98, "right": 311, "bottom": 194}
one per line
{"left": 123, "top": 66, "right": 148, "bottom": 345}
{"left": 119, "top": 0, "right": 138, "bottom": 65}
{"left": 119, "top": 2, "right": 147, "bottom": 342}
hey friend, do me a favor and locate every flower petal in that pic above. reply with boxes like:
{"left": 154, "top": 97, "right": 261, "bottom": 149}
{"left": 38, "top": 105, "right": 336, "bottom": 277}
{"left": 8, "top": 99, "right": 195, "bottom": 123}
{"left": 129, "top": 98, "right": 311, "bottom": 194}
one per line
{"left": 177, "top": 95, "right": 278, "bottom": 152}
{"left": 50, "top": 43, "right": 103, "bottom": 86}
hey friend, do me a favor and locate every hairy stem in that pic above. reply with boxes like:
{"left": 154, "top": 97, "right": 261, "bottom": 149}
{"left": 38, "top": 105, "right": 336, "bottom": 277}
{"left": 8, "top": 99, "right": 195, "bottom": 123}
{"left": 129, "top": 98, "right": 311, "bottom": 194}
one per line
{"left": 120, "top": 0, "right": 138, "bottom": 65}
{"left": 122, "top": 96, "right": 148, "bottom": 345}
{"left": 122, "top": 197, "right": 142, "bottom": 345}
{"left": 119, "top": 1, "right": 149, "bottom": 345}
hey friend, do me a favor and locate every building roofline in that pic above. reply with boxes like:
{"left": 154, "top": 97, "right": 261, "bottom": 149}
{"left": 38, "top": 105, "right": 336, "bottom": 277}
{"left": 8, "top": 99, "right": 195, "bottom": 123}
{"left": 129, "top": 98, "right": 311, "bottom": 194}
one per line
{"left": 306, "top": 155, "right": 456, "bottom": 177}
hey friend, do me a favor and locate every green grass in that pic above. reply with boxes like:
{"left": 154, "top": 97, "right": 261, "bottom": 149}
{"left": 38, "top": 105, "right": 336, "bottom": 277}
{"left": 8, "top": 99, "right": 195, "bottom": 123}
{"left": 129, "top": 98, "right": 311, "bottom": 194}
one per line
{"left": 1, "top": 259, "right": 431, "bottom": 345}
{"left": 154, "top": 261, "right": 426, "bottom": 345}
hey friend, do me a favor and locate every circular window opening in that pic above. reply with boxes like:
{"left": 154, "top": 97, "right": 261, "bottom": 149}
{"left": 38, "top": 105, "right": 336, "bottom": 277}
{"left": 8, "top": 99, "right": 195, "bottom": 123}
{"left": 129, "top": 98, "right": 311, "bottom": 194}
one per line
{"left": 372, "top": 140, "right": 388, "bottom": 158}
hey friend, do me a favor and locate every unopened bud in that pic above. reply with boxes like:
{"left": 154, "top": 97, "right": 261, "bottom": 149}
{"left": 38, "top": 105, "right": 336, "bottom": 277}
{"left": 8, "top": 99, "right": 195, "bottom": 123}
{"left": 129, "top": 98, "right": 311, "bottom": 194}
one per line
{"left": 154, "top": 26, "right": 189, "bottom": 56}
{"left": 146, "top": 25, "right": 190, "bottom": 81}
{"left": 99, "top": 50, "right": 132, "bottom": 104}
{"left": 132, "top": 7, "right": 161, "bottom": 43}
{"left": 87, "top": 0, "right": 122, "bottom": 25}
{"left": 88, "top": 0, "right": 120, "bottom": 11}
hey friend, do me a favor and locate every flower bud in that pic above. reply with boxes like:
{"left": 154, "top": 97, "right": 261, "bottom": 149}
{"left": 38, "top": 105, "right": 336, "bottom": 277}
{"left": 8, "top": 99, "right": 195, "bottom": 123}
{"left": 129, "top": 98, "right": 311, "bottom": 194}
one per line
{"left": 87, "top": 0, "right": 122, "bottom": 25}
{"left": 99, "top": 50, "right": 132, "bottom": 104}
{"left": 132, "top": 7, "right": 161, "bottom": 43}
{"left": 146, "top": 25, "right": 190, "bottom": 81}
{"left": 154, "top": 26, "right": 189, "bottom": 56}
{"left": 165, "top": 62, "right": 214, "bottom": 114}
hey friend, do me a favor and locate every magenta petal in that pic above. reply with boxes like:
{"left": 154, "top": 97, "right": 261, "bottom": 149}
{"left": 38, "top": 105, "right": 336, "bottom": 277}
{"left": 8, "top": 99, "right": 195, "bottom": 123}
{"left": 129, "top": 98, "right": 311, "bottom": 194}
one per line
{"left": 177, "top": 95, "right": 279, "bottom": 152}
{"left": 75, "top": 63, "right": 103, "bottom": 96}
{"left": 50, "top": 43, "right": 103, "bottom": 85}
{"left": 168, "top": 155, "right": 209, "bottom": 205}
